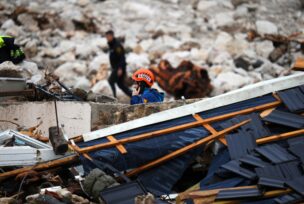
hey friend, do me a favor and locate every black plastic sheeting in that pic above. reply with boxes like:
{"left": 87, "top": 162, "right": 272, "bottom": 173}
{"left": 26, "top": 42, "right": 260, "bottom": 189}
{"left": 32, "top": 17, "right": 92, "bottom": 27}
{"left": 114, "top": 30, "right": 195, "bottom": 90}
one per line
{"left": 78, "top": 92, "right": 277, "bottom": 195}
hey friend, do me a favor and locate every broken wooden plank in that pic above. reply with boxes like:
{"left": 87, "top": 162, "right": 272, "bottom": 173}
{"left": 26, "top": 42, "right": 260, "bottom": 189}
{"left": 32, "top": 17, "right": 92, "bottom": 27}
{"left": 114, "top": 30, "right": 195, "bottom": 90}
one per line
{"left": 292, "top": 58, "right": 304, "bottom": 71}
{"left": 0, "top": 155, "right": 78, "bottom": 180}
{"left": 107, "top": 136, "right": 127, "bottom": 154}
{"left": 125, "top": 120, "right": 250, "bottom": 177}
{"left": 78, "top": 101, "right": 280, "bottom": 154}
{"left": 256, "top": 129, "right": 304, "bottom": 144}
{"left": 193, "top": 114, "right": 227, "bottom": 146}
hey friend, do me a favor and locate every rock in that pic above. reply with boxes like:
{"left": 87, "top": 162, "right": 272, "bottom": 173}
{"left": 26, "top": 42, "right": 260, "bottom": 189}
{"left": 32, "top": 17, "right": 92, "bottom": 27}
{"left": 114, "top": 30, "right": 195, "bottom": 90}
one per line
{"left": 1, "top": 19, "right": 15, "bottom": 30}
{"left": 139, "top": 39, "right": 154, "bottom": 51}
{"left": 255, "top": 40, "right": 275, "bottom": 58}
{"left": 87, "top": 92, "right": 118, "bottom": 103}
{"left": 17, "top": 13, "right": 39, "bottom": 31}
{"left": 215, "top": 12, "right": 234, "bottom": 27}
{"left": 213, "top": 71, "right": 251, "bottom": 92}
{"left": 197, "top": 1, "right": 218, "bottom": 12}
{"left": 0, "top": 61, "right": 23, "bottom": 78}
{"left": 213, "top": 32, "right": 233, "bottom": 51}
{"left": 234, "top": 56, "right": 251, "bottom": 70}
{"left": 91, "top": 80, "right": 112, "bottom": 96}
{"left": 162, "top": 51, "right": 191, "bottom": 67}
{"left": 126, "top": 53, "right": 150, "bottom": 71}
{"left": 74, "top": 76, "right": 91, "bottom": 90}
{"left": 122, "top": 2, "right": 155, "bottom": 19}
{"left": 256, "top": 20, "right": 278, "bottom": 35}
{"left": 54, "top": 62, "right": 88, "bottom": 86}
{"left": 20, "top": 61, "right": 39, "bottom": 76}
{"left": 89, "top": 54, "right": 109, "bottom": 71}
{"left": 24, "top": 40, "right": 38, "bottom": 58}
{"left": 269, "top": 43, "right": 288, "bottom": 62}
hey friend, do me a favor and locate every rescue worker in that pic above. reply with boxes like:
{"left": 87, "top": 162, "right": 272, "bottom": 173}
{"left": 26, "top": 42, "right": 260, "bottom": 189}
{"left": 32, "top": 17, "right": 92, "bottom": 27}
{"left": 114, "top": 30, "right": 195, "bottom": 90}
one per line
{"left": 131, "top": 68, "right": 164, "bottom": 105}
{"left": 0, "top": 35, "right": 25, "bottom": 64}
{"left": 105, "top": 30, "right": 132, "bottom": 98}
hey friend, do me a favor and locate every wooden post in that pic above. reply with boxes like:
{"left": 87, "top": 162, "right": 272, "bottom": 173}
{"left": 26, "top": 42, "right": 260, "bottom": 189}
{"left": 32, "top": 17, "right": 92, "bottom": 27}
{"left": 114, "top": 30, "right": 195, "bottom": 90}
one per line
{"left": 49, "top": 126, "right": 68, "bottom": 155}
{"left": 125, "top": 120, "right": 250, "bottom": 177}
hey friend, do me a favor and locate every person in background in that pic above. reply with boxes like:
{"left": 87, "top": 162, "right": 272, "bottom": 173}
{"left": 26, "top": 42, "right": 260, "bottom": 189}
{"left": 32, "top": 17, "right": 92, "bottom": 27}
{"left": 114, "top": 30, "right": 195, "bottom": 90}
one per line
{"left": 131, "top": 68, "right": 164, "bottom": 105}
{"left": 105, "top": 30, "right": 132, "bottom": 98}
{"left": 0, "top": 35, "right": 25, "bottom": 64}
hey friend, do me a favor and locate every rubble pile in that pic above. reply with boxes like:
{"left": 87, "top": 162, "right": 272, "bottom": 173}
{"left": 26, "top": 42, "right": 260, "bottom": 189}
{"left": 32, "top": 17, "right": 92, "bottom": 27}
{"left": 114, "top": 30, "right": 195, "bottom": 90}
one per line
{"left": 0, "top": 0, "right": 303, "bottom": 100}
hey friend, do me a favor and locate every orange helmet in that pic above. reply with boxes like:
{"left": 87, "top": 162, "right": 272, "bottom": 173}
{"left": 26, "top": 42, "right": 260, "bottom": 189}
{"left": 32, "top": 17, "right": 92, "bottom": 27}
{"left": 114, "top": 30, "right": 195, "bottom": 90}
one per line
{"left": 132, "top": 68, "right": 155, "bottom": 87}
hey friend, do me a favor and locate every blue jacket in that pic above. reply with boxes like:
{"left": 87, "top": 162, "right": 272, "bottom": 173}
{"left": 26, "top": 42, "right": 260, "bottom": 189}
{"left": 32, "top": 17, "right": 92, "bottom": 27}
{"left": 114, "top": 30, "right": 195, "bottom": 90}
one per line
{"left": 131, "top": 88, "right": 164, "bottom": 105}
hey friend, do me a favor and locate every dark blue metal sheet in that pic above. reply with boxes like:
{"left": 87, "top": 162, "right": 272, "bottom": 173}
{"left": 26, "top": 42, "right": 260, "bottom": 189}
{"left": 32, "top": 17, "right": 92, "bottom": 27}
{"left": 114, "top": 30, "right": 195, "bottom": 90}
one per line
{"left": 255, "top": 144, "right": 297, "bottom": 164}
{"left": 263, "top": 110, "right": 304, "bottom": 129}
{"left": 286, "top": 176, "right": 304, "bottom": 196}
{"left": 216, "top": 187, "right": 262, "bottom": 200}
{"left": 220, "top": 113, "right": 271, "bottom": 139}
{"left": 239, "top": 154, "right": 269, "bottom": 168}
{"left": 255, "top": 161, "right": 303, "bottom": 188}
{"left": 278, "top": 86, "right": 304, "bottom": 113}
{"left": 79, "top": 94, "right": 277, "bottom": 195}
{"left": 226, "top": 131, "right": 256, "bottom": 160}
{"left": 274, "top": 193, "right": 303, "bottom": 204}
{"left": 289, "top": 143, "right": 304, "bottom": 162}
{"left": 221, "top": 160, "right": 257, "bottom": 180}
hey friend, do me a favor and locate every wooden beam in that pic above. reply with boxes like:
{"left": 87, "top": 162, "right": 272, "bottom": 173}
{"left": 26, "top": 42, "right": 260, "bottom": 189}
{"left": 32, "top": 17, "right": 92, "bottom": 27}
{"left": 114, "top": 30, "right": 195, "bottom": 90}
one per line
{"left": 78, "top": 101, "right": 280, "bottom": 154}
{"left": 125, "top": 120, "right": 250, "bottom": 177}
{"left": 0, "top": 155, "right": 78, "bottom": 180}
{"left": 292, "top": 58, "right": 304, "bottom": 71}
{"left": 193, "top": 114, "right": 227, "bottom": 146}
{"left": 107, "top": 136, "right": 127, "bottom": 154}
{"left": 256, "top": 129, "right": 304, "bottom": 144}
{"left": 178, "top": 186, "right": 257, "bottom": 200}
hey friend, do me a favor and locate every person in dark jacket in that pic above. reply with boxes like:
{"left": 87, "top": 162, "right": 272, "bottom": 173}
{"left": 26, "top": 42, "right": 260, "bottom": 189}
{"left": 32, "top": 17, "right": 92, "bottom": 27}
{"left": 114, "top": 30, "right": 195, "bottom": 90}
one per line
{"left": 106, "top": 30, "right": 132, "bottom": 98}
{"left": 131, "top": 68, "right": 164, "bottom": 105}
{"left": 0, "top": 35, "right": 25, "bottom": 64}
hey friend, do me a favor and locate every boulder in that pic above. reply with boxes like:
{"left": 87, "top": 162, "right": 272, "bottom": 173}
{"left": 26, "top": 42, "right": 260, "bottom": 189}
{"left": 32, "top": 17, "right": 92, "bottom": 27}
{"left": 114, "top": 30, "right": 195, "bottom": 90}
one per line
{"left": 91, "top": 80, "right": 112, "bottom": 96}
{"left": 215, "top": 12, "right": 234, "bottom": 27}
{"left": 197, "top": 1, "right": 218, "bottom": 12}
{"left": 213, "top": 71, "right": 251, "bottom": 92}
{"left": 126, "top": 53, "right": 150, "bottom": 71}
{"left": 256, "top": 20, "right": 278, "bottom": 35}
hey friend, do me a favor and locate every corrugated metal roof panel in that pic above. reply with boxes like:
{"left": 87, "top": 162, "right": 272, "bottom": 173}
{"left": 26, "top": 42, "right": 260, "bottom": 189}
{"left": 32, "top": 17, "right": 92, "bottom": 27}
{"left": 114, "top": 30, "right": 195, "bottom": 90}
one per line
{"left": 274, "top": 193, "right": 303, "bottom": 204}
{"left": 221, "top": 160, "right": 257, "bottom": 180}
{"left": 239, "top": 154, "right": 269, "bottom": 168}
{"left": 221, "top": 113, "right": 271, "bottom": 140}
{"left": 226, "top": 132, "right": 256, "bottom": 160}
{"left": 216, "top": 187, "right": 262, "bottom": 200}
{"left": 289, "top": 143, "right": 304, "bottom": 162}
{"left": 263, "top": 110, "right": 304, "bottom": 129}
{"left": 255, "top": 161, "right": 303, "bottom": 188}
{"left": 255, "top": 144, "right": 297, "bottom": 164}
{"left": 278, "top": 87, "right": 304, "bottom": 113}
{"left": 286, "top": 176, "right": 304, "bottom": 196}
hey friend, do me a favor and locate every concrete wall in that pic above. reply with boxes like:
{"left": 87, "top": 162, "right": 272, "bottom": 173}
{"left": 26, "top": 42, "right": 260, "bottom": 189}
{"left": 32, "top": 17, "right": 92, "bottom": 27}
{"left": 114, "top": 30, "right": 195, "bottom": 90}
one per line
{"left": 0, "top": 99, "right": 199, "bottom": 137}
{"left": 0, "top": 101, "right": 91, "bottom": 138}
{"left": 90, "top": 99, "right": 200, "bottom": 130}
